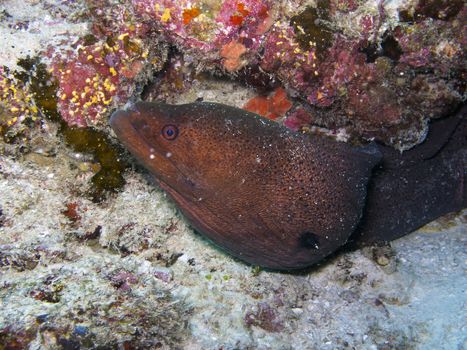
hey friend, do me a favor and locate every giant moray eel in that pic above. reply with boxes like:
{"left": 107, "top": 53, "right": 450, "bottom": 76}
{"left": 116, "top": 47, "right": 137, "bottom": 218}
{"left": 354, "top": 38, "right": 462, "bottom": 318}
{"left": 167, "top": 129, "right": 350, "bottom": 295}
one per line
{"left": 110, "top": 102, "right": 466, "bottom": 270}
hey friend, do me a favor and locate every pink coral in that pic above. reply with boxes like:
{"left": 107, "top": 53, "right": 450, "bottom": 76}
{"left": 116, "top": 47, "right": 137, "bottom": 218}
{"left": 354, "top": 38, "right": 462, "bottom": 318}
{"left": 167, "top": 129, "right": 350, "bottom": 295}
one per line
{"left": 110, "top": 271, "right": 139, "bottom": 291}
{"left": 220, "top": 40, "right": 247, "bottom": 72}
{"left": 131, "top": 0, "right": 273, "bottom": 59}
{"left": 132, "top": 0, "right": 215, "bottom": 50}
{"left": 243, "top": 87, "right": 293, "bottom": 120}
{"left": 283, "top": 108, "right": 314, "bottom": 131}
{"left": 260, "top": 24, "right": 319, "bottom": 94}
{"left": 215, "top": 0, "right": 273, "bottom": 45}
{"left": 51, "top": 33, "right": 153, "bottom": 127}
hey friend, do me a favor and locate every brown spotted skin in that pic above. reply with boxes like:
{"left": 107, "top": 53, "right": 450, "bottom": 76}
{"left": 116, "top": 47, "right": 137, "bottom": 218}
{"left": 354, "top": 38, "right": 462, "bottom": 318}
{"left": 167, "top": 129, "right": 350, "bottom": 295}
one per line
{"left": 111, "top": 101, "right": 381, "bottom": 269}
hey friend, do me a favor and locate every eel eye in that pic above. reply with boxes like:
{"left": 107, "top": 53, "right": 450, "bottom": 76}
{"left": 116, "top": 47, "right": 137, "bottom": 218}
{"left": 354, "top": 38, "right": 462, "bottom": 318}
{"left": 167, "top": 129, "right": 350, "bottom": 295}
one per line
{"left": 161, "top": 124, "right": 178, "bottom": 140}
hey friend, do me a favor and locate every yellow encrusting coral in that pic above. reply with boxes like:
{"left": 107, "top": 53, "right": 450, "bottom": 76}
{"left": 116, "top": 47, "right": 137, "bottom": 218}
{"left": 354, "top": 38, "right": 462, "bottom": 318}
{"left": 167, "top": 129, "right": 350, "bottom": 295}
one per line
{"left": 0, "top": 66, "right": 40, "bottom": 139}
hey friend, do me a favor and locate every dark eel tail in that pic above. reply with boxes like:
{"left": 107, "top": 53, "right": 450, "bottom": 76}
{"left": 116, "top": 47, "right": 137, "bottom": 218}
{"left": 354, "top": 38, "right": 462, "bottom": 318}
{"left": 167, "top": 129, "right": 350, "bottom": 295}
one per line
{"left": 350, "top": 104, "right": 466, "bottom": 246}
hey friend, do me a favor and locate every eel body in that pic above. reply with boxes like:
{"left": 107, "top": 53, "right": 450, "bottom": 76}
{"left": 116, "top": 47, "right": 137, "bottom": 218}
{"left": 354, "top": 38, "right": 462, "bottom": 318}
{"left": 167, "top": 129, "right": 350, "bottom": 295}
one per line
{"left": 110, "top": 102, "right": 466, "bottom": 270}
{"left": 351, "top": 111, "right": 466, "bottom": 246}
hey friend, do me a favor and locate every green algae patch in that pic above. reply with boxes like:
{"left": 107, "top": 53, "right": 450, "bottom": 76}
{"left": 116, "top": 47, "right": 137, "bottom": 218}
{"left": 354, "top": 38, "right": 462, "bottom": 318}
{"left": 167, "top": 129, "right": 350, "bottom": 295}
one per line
{"left": 15, "top": 56, "right": 127, "bottom": 202}
{"left": 62, "top": 126, "right": 127, "bottom": 201}
{"left": 290, "top": 1, "right": 333, "bottom": 58}
{"left": 16, "top": 57, "right": 58, "bottom": 119}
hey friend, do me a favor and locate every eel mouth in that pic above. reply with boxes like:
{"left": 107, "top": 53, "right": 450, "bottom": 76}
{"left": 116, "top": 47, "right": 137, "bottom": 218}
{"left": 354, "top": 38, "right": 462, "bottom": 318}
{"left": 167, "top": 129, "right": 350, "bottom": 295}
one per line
{"left": 109, "top": 108, "right": 155, "bottom": 168}
{"left": 110, "top": 109, "right": 134, "bottom": 138}
{"left": 109, "top": 107, "right": 151, "bottom": 158}
{"left": 110, "top": 101, "right": 147, "bottom": 137}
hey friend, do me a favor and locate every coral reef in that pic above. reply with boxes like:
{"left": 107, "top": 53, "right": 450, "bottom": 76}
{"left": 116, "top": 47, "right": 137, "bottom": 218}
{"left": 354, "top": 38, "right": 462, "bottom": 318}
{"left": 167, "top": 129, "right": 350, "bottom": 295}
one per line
{"left": 3, "top": 0, "right": 463, "bottom": 149}
{"left": 256, "top": 0, "right": 464, "bottom": 149}
{"left": 0, "top": 256, "right": 190, "bottom": 349}
{"left": 50, "top": 1, "right": 166, "bottom": 128}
